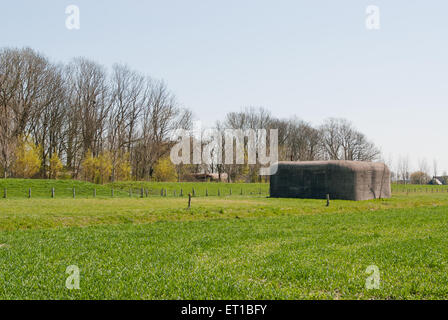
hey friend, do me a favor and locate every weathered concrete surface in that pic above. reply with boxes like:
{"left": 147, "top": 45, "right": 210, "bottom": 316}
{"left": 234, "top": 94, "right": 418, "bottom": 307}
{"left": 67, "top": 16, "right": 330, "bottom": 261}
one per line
{"left": 270, "top": 161, "right": 391, "bottom": 201}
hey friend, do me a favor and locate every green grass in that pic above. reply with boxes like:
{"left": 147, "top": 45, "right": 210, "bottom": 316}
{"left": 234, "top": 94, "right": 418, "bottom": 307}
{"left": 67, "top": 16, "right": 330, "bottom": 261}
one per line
{"left": 0, "top": 179, "right": 268, "bottom": 199}
{"left": 392, "top": 183, "right": 448, "bottom": 193}
{"left": 2, "top": 178, "right": 445, "bottom": 199}
{"left": 0, "top": 179, "right": 448, "bottom": 299}
{"left": 0, "top": 179, "right": 130, "bottom": 198}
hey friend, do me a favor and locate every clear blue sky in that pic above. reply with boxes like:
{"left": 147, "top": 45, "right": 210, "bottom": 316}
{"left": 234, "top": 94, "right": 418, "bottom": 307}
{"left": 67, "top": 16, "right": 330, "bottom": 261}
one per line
{"left": 1, "top": 1, "right": 447, "bottom": 173}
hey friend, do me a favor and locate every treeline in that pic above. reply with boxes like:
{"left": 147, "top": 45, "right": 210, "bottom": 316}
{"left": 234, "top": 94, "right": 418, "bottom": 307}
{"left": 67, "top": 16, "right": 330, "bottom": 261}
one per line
{"left": 0, "top": 47, "right": 380, "bottom": 183}
{"left": 206, "top": 110, "right": 380, "bottom": 182}
{"left": 0, "top": 47, "right": 192, "bottom": 182}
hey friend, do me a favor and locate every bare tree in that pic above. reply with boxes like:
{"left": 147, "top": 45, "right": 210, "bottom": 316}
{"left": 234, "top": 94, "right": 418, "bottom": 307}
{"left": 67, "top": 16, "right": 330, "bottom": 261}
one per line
{"left": 397, "top": 155, "right": 410, "bottom": 185}
{"left": 0, "top": 48, "right": 58, "bottom": 177}
{"left": 134, "top": 79, "right": 191, "bottom": 180}
{"left": 66, "top": 57, "right": 110, "bottom": 177}
{"left": 433, "top": 158, "right": 438, "bottom": 178}
{"left": 282, "top": 118, "right": 321, "bottom": 161}
{"left": 319, "top": 118, "right": 342, "bottom": 160}
{"left": 418, "top": 158, "right": 430, "bottom": 177}
{"left": 107, "top": 64, "right": 147, "bottom": 181}
{"left": 382, "top": 153, "right": 395, "bottom": 182}
{"left": 223, "top": 107, "right": 273, "bottom": 182}
{"left": 29, "top": 63, "right": 67, "bottom": 177}
{"left": 319, "top": 118, "right": 379, "bottom": 161}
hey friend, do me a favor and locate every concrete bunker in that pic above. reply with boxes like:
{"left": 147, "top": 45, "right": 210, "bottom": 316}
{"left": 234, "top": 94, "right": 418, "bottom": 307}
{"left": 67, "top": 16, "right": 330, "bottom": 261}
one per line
{"left": 270, "top": 161, "right": 391, "bottom": 201}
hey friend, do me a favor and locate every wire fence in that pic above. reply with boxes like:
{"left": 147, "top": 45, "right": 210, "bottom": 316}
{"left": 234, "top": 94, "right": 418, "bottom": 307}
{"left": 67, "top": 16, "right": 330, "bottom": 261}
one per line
{"left": 0, "top": 185, "right": 270, "bottom": 199}
{"left": 391, "top": 185, "right": 448, "bottom": 194}
{"left": 0, "top": 183, "right": 445, "bottom": 199}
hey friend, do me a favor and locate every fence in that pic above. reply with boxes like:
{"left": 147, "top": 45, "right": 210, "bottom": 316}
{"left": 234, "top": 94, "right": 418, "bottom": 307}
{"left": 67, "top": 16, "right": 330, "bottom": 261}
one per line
{"left": 391, "top": 185, "right": 448, "bottom": 194}
{"left": 1, "top": 183, "right": 444, "bottom": 199}
{"left": 0, "top": 185, "right": 270, "bottom": 199}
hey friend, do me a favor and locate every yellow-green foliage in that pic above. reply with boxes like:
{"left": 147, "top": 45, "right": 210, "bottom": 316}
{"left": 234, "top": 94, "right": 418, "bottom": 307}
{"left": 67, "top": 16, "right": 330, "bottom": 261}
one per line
{"left": 13, "top": 136, "right": 41, "bottom": 178}
{"left": 153, "top": 157, "right": 178, "bottom": 182}
{"left": 115, "top": 152, "right": 132, "bottom": 181}
{"left": 81, "top": 151, "right": 97, "bottom": 182}
{"left": 96, "top": 152, "right": 113, "bottom": 184}
{"left": 81, "top": 150, "right": 113, "bottom": 184}
{"left": 49, "top": 152, "right": 63, "bottom": 179}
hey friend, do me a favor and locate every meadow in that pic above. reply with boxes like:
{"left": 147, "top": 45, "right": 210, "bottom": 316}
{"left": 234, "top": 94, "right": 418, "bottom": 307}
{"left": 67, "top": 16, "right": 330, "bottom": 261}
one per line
{"left": 0, "top": 179, "right": 447, "bottom": 299}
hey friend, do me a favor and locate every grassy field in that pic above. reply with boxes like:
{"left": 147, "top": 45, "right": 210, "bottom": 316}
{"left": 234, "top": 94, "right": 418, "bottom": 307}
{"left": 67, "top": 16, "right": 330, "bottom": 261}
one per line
{"left": 0, "top": 179, "right": 448, "bottom": 299}
{"left": 0, "top": 179, "right": 269, "bottom": 198}
{"left": 392, "top": 183, "right": 448, "bottom": 193}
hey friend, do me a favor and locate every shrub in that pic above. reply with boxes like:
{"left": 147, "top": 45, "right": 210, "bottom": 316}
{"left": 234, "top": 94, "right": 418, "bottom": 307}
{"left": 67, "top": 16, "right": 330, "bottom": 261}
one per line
{"left": 13, "top": 136, "right": 41, "bottom": 178}
{"left": 49, "top": 152, "right": 63, "bottom": 179}
{"left": 115, "top": 153, "right": 132, "bottom": 181}
{"left": 81, "top": 150, "right": 112, "bottom": 184}
{"left": 410, "top": 171, "right": 430, "bottom": 185}
{"left": 153, "top": 157, "right": 178, "bottom": 182}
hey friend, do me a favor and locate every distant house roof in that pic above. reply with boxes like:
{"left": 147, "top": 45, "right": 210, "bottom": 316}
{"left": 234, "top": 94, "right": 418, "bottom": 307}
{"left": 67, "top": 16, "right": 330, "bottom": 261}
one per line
{"left": 429, "top": 177, "right": 444, "bottom": 185}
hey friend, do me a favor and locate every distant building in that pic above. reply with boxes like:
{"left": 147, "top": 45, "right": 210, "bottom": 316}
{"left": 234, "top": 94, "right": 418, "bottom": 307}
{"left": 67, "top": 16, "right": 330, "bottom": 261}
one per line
{"left": 270, "top": 161, "right": 391, "bottom": 201}
{"left": 429, "top": 176, "right": 446, "bottom": 185}
{"left": 192, "top": 172, "right": 228, "bottom": 182}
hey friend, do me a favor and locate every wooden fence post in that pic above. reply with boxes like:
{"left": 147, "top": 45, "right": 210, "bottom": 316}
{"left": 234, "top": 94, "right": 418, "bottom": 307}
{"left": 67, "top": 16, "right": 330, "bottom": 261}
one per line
{"left": 93, "top": 189, "right": 96, "bottom": 198}
{"left": 51, "top": 187, "right": 55, "bottom": 198}
{"left": 3, "top": 188, "right": 6, "bottom": 199}
{"left": 28, "top": 188, "right": 31, "bottom": 199}
{"left": 188, "top": 193, "right": 192, "bottom": 209}
{"left": 326, "top": 194, "right": 330, "bottom": 207}
{"left": 73, "top": 187, "right": 76, "bottom": 199}
{"left": 111, "top": 188, "right": 114, "bottom": 197}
